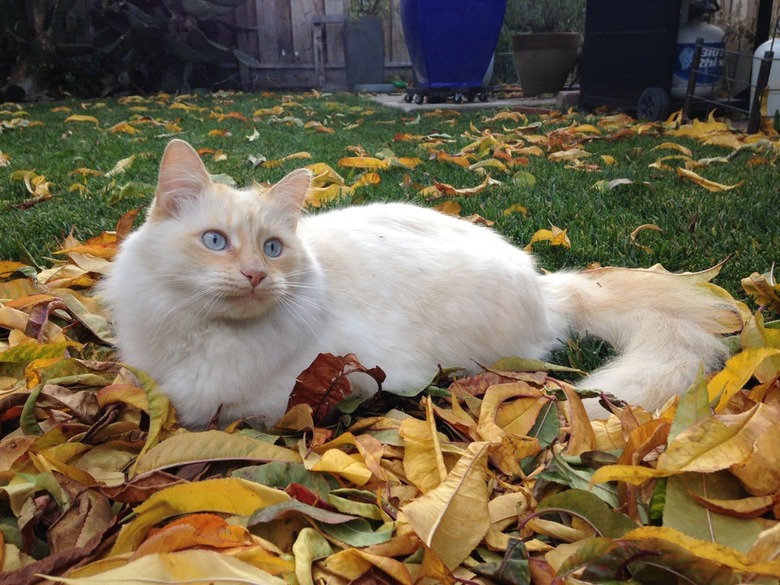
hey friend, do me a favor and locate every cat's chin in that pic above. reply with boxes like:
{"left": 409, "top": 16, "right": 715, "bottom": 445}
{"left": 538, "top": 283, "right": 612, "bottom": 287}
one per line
{"left": 218, "top": 291, "right": 276, "bottom": 320}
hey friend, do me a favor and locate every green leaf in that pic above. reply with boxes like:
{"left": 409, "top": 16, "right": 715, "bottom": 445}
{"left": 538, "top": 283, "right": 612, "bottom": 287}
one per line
{"left": 538, "top": 451, "right": 621, "bottom": 509}
{"left": 248, "top": 500, "right": 356, "bottom": 526}
{"left": 538, "top": 489, "right": 637, "bottom": 538}
{"left": 232, "top": 462, "right": 337, "bottom": 498}
{"left": 328, "top": 488, "right": 385, "bottom": 520}
{"left": 472, "top": 539, "right": 531, "bottom": 585}
{"left": 668, "top": 367, "right": 711, "bottom": 443}
{"left": 0, "top": 341, "right": 77, "bottom": 363}
{"left": 319, "top": 518, "right": 394, "bottom": 547}
{"left": 663, "top": 472, "right": 764, "bottom": 555}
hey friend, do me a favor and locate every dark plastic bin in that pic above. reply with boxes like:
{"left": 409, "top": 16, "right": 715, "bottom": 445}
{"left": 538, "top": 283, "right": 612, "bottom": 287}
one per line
{"left": 400, "top": 0, "right": 506, "bottom": 101}
{"left": 579, "top": 0, "right": 682, "bottom": 119}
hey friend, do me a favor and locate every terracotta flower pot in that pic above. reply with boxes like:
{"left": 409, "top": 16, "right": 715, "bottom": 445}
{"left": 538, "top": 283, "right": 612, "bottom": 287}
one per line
{"left": 512, "top": 32, "right": 580, "bottom": 96}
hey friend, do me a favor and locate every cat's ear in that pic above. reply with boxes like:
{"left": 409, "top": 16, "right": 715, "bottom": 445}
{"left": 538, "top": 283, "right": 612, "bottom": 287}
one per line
{"left": 265, "top": 168, "right": 312, "bottom": 228}
{"left": 149, "top": 139, "right": 212, "bottom": 221}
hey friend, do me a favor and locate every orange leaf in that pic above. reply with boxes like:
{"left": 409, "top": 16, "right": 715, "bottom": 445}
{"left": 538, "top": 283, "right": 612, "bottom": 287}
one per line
{"left": 338, "top": 156, "right": 390, "bottom": 170}
{"left": 109, "top": 121, "right": 140, "bottom": 135}
{"left": 132, "top": 514, "right": 253, "bottom": 559}
{"left": 433, "top": 200, "right": 462, "bottom": 216}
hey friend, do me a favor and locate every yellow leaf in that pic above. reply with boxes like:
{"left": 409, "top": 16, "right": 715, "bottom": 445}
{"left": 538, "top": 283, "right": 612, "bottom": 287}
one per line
{"left": 321, "top": 549, "right": 413, "bottom": 584}
{"left": 600, "top": 154, "right": 617, "bottom": 165}
{"left": 391, "top": 156, "right": 423, "bottom": 169}
{"left": 48, "top": 550, "right": 286, "bottom": 584}
{"left": 468, "top": 158, "right": 509, "bottom": 173}
{"left": 676, "top": 167, "right": 743, "bottom": 192}
{"left": 502, "top": 203, "right": 529, "bottom": 216}
{"left": 64, "top": 114, "right": 100, "bottom": 127}
{"left": 259, "top": 151, "right": 312, "bottom": 168}
{"left": 401, "top": 442, "right": 491, "bottom": 570}
{"left": 523, "top": 225, "right": 571, "bottom": 251}
{"left": 23, "top": 171, "right": 52, "bottom": 197}
{"left": 207, "top": 128, "right": 231, "bottom": 137}
{"left": 741, "top": 270, "right": 780, "bottom": 314}
{"left": 338, "top": 156, "right": 389, "bottom": 169}
{"left": 293, "top": 528, "right": 333, "bottom": 585}
{"left": 69, "top": 168, "right": 103, "bottom": 177}
{"left": 591, "top": 463, "right": 675, "bottom": 485}
{"left": 399, "top": 399, "right": 448, "bottom": 493}
{"left": 478, "top": 382, "right": 546, "bottom": 441}
{"left": 657, "top": 403, "right": 776, "bottom": 473}
{"left": 548, "top": 148, "right": 591, "bottom": 162}
{"left": 305, "top": 184, "right": 349, "bottom": 208}
{"left": 169, "top": 102, "right": 201, "bottom": 112}
{"left": 667, "top": 112, "right": 730, "bottom": 139}
{"left": 483, "top": 111, "right": 527, "bottom": 124}
{"left": 307, "top": 162, "right": 345, "bottom": 187}
{"left": 570, "top": 123, "right": 601, "bottom": 134}
{"left": 651, "top": 142, "right": 693, "bottom": 157}
{"left": 111, "top": 478, "right": 290, "bottom": 554}
{"left": 708, "top": 348, "right": 780, "bottom": 409}
{"left": 253, "top": 105, "right": 284, "bottom": 117}
{"left": 350, "top": 171, "right": 381, "bottom": 192}
{"left": 702, "top": 133, "right": 745, "bottom": 149}
{"left": 515, "top": 145, "right": 545, "bottom": 157}
{"left": 311, "top": 448, "right": 372, "bottom": 485}
{"left": 68, "top": 183, "right": 88, "bottom": 195}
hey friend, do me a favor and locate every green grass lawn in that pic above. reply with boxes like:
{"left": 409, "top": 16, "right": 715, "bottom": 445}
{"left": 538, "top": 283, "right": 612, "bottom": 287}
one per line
{"left": 0, "top": 90, "right": 777, "bottom": 302}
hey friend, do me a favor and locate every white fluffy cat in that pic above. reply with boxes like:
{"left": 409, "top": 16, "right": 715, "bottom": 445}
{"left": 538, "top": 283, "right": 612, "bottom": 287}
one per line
{"left": 101, "top": 139, "right": 740, "bottom": 428}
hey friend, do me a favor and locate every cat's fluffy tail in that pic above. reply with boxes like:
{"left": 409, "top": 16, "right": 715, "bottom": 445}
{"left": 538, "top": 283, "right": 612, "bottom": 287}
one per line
{"left": 541, "top": 266, "right": 743, "bottom": 416}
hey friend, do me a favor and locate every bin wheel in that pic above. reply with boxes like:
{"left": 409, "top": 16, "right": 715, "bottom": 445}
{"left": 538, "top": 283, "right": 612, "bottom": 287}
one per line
{"left": 478, "top": 91, "right": 488, "bottom": 102}
{"left": 403, "top": 92, "right": 413, "bottom": 103}
{"left": 454, "top": 92, "right": 464, "bottom": 104}
{"left": 636, "top": 87, "right": 670, "bottom": 121}
{"left": 412, "top": 93, "right": 424, "bottom": 105}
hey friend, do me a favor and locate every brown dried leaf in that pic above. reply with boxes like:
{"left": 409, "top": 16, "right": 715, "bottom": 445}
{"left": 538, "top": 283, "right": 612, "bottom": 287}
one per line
{"left": 287, "top": 353, "right": 385, "bottom": 424}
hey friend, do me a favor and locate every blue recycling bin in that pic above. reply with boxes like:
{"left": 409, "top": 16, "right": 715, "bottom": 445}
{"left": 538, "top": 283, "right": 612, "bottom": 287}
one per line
{"left": 400, "top": 0, "right": 507, "bottom": 103}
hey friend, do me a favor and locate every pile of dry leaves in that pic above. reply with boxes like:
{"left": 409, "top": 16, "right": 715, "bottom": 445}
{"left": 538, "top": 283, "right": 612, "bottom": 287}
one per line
{"left": 1, "top": 208, "right": 779, "bottom": 585}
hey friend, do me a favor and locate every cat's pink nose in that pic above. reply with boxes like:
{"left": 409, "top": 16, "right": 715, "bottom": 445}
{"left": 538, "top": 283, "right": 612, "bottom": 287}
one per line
{"left": 241, "top": 269, "right": 266, "bottom": 287}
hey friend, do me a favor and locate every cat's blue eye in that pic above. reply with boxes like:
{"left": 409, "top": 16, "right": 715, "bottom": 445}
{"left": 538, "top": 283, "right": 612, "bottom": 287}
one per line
{"left": 202, "top": 230, "right": 229, "bottom": 251}
{"left": 263, "top": 238, "right": 283, "bottom": 258}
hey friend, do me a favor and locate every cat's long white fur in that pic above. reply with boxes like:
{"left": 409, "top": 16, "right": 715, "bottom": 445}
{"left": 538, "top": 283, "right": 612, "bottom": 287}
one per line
{"left": 101, "top": 140, "right": 741, "bottom": 428}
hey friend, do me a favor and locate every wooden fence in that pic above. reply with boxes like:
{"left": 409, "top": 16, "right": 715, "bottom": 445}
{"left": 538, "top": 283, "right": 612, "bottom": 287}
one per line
{"left": 222, "top": 0, "right": 779, "bottom": 90}
{"left": 225, "top": 0, "right": 411, "bottom": 89}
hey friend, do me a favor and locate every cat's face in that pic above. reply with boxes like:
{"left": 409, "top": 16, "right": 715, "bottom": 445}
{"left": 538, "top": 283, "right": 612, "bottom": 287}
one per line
{"left": 134, "top": 139, "right": 312, "bottom": 321}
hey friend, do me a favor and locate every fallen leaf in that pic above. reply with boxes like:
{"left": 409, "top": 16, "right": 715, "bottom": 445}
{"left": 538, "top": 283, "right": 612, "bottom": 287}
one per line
{"left": 401, "top": 442, "right": 491, "bottom": 570}
{"left": 676, "top": 167, "right": 743, "bottom": 192}
{"left": 524, "top": 225, "right": 571, "bottom": 251}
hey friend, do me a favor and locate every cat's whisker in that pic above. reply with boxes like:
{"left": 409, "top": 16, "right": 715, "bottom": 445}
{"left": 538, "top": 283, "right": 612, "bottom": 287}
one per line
{"left": 277, "top": 296, "right": 326, "bottom": 344}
